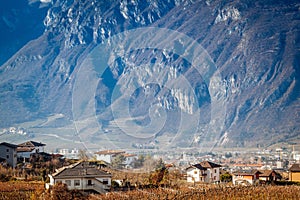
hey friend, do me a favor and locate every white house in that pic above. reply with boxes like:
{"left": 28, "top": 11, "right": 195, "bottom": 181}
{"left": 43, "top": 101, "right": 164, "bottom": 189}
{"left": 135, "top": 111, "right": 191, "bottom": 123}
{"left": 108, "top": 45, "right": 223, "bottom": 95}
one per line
{"left": 94, "top": 150, "right": 125, "bottom": 164}
{"left": 17, "top": 141, "right": 46, "bottom": 159}
{"left": 57, "top": 148, "right": 79, "bottom": 159}
{"left": 123, "top": 153, "right": 137, "bottom": 168}
{"left": 232, "top": 170, "right": 261, "bottom": 185}
{"left": 186, "top": 161, "right": 221, "bottom": 183}
{"left": 0, "top": 142, "right": 18, "bottom": 168}
{"left": 46, "top": 161, "right": 112, "bottom": 194}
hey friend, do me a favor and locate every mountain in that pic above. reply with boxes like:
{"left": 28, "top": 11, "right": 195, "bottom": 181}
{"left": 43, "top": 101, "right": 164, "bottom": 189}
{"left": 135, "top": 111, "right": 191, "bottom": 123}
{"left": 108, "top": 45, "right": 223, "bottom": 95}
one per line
{"left": 0, "top": 0, "right": 299, "bottom": 150}
{"left": 0, "top": 0, "right": 48, "bottom": 66}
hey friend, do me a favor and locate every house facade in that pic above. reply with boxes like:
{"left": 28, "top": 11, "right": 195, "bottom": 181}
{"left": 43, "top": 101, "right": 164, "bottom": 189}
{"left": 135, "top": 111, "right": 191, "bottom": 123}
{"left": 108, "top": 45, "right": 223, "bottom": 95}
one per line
{"left": 17, "top": 141, "right": 46, "bottom": 159}
{"left": 186, "top": 161, "right": 221, "bottom": 183}
{"left": 232, "top": 170, "right": 261, "bottom": 185}
{"left": 47, "top": 161, "right": 112, "bottom": 194}
{"left": 258, "top": 170, "right": 281, "bottom": 182}
{"left": 123, "top": 153, "right": 137, "bottom": 168}
{"left": 289, "top": 163, "right": 300, "bottom": 182}
{"left": 0, "top": 142, "right": 18, "bottom": 168}
{"left": 94, "top": 150, "right": 125, "bottom": 164}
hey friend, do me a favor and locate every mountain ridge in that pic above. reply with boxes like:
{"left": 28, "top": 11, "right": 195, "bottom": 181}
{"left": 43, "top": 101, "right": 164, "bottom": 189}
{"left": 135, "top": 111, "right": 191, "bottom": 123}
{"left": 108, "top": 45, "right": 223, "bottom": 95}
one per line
{"left": 0, "top": 0, "right": 299, "bottom": 149}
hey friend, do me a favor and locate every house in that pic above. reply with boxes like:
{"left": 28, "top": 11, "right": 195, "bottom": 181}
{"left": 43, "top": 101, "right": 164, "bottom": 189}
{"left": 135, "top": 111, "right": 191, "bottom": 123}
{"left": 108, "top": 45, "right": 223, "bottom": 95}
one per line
{"left": 123, "top": 153, "right": 137, "bottom": 168}
{"left": 46, "top": 161, "right": 112, "bottom": 194}
{"left": 17, "top": 141, "right": 46, "bottom": 160}
{"left": 186, "top": 163, "right": 207, "bottom": 183}
{"left": 232, "top": 170, "right": 261, "bottom": 185}
{"left": 186, "top": 161, "right": 222, "bottom": 183}
{"left": 94, "top": 150, "right": 125, "bottom": 164}
{"left": 0, "top": 142, "right": 18, "bottom": 168}
{"left": 289, "top": 163, "right": 300, "bottom": 182}
{"left": 258, "top": 170, "right": 281, "bottom": 182}
{"left": 57, "top": 148, "right": 79, "bottom": 159}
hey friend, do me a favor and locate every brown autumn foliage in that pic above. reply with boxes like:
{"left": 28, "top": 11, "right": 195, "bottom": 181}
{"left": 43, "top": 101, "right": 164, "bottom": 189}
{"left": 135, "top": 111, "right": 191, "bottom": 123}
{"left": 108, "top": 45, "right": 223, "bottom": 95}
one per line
{"left": 42, "top": 182, "right": 86, "bottom": 200}
{"left": 0, "top": 181, "right": 86, "bottom": 200}
{"left": 90, "top": 185, "right": 300, "bottom": 200}
{"left": 0, "top": 181, "right": 44, "bottom": 200}
{"left": 0, "top": 179, "right": 300, "bottom": 200}
{"left": 104, "top": 167, "right": 183, "bottom": 188}
{"left": 0, "top": 164, "right": 300, "bottom": 200}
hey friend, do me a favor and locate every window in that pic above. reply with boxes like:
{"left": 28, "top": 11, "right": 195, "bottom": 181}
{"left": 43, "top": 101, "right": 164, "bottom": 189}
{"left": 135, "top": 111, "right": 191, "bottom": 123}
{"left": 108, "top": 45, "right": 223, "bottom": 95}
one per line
{"left": 87, "top": 180, "right": 92, "bottom": 186}
{"left": 214, "top": 176, "right": 216, "bottom": 180}
{"left": 74, "top": 180, "right": 80, "bottom": 186}
{"left": 194, "top": 170, "right": 198, "bottom": 174}
{"left": 103, "top": 179, "right": 108, "bottom": 185}
{"left": 6, "top": 149, "right": 9, "bottom": 152}
{"left": 65, "top": 180, "right": 71, "bottom": 186}
{"left": 6, "top": 155, "right": 9, "bottom": 159}
{"left": 214, "top": 169, "right": 217, "bottom": 173}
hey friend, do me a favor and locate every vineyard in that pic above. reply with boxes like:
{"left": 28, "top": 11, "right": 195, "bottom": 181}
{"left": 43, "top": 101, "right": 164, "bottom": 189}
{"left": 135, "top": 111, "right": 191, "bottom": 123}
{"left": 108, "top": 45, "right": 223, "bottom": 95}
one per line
{"left": 0, "top": 181, "right": 44, "bottom": 200}
{"left": 0, "top": 166, "right": 299, "bottom": 200}
{"left": 91, "top": 185, "right": 300, "bottom": 200}
{"left": 0, "top": 181, "right": 300, "bottom": 199}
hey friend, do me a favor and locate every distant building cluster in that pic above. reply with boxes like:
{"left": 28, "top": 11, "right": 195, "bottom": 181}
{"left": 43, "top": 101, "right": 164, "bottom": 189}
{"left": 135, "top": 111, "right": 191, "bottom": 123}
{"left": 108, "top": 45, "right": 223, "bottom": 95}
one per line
{"left": 2, "top": 140, "right": 300, "bottom": 194}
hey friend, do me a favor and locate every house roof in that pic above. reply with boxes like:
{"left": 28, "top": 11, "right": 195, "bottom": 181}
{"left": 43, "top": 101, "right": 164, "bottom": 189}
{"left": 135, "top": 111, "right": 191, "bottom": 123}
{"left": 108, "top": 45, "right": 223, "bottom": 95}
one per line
{"left": 258, "top": 170, "right": 275, "bottom": 177}
{"left": 18, "top": 141, "right": 46, "bottom": 147}
{"left": 289, "top": 163, "right": 300, "bottom": 172}
{"left": 16, "top": 147, "right": 36, "bottom": 153}
{"left": 200, "top": 161, "right": 222, "bottom": 168}
{"left": 191, "top": 164, "right": 207, "bottom": 170}
{"left": 233, "top": 170, "right": 262, "bottom": 176}
{"left": 186, "top": 164, "right": 205, "bottom": 171}
{"left": 94, "top": 150, "right": 125, "bottom": 155}
{"left": 52, "top": 161, "right": 111, "bottom": 179}
{"left": 0, "top": 142, "right": 18, "bottom": 149}
{"left": 123, "top": 153, "right": 137, "bottom": 158}
{"left": 186, "top": 161, "right": 222, "bottom": 171}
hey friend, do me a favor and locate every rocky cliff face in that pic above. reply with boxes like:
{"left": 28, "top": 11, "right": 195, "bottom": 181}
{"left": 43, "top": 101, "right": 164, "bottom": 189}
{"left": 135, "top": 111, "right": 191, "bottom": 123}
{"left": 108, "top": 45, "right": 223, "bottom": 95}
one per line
{"left": 0, "top": 1, "right": 48, "bottom": 66}
{"left": 0, "top": 0, "right": 299, "bottom": 149}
